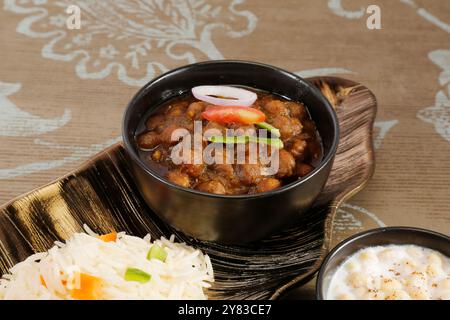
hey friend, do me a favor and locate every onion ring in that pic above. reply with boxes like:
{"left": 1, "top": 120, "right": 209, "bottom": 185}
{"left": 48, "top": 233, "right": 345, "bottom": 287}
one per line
{"left": 191, "top": 85, "right": 257, "bottom": 107}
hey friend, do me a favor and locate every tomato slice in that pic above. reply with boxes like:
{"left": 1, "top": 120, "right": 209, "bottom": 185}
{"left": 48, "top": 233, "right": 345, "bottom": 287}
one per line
{"left": 201, "top": 106, "right": 266, "bottom": 125}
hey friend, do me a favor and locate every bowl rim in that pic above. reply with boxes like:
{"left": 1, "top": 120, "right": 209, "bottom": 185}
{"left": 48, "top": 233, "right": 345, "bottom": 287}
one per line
{"left": 315, "top": 226, "right": 450, "bottom": 300}
{"left": 122, "top": 60, "right": 340, "bottom": 199}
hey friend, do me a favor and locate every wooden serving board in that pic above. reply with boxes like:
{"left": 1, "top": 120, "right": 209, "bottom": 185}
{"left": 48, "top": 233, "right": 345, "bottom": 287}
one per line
{"left": 0, "top": 76, "right": 376, "bottom": 299}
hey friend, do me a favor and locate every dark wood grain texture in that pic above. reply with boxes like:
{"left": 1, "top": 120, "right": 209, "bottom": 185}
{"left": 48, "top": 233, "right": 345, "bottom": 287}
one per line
{"left": 0, "top": 77, "right": 376, "bottom": 300}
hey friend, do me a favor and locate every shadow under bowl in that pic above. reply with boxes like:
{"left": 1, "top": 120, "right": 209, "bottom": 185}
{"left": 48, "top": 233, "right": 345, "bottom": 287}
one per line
{"left": 316, "top": 226, "right": 450, "bottom": 300}
{"left": 122, "top": 60, "right": 339, "bottom": 244}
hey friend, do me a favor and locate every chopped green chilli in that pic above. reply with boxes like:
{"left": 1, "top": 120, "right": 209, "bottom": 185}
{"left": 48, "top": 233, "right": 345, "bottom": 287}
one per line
{"left": 147, "top": 245, "right": 168, "bottom": 262}
{"left": 124, "top": 268, "right": 151, "bottom": 283}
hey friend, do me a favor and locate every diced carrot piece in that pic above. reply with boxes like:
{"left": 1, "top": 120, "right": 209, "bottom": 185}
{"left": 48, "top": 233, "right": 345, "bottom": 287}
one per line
{"left": 40, "top": 271, "right": 71, "bottom": 289}
{"left": 70, "top": 273, "right": 103, "bottom": 300}
{"left": 40, "top": 275, "right": 46, "bottom": 287}
{"left": 59, "top": 271, "right": 67, "bottom": 286}
{"left": 98, "top": 232, "right": 117, "bottom": 242}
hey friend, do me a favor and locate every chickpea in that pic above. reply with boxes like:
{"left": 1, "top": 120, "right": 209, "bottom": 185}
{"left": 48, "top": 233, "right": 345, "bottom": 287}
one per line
{"left": 160, "top": 124, "right": 188, "bottom": 145}
{"left": 166, "top": 102, "right": 188, "bottom": 116}
{"left": 270, "top": 116, "right": 302, "bottom": 140}
{"left": 296, "top": 163, "right": 314, "bottom": 177}
{"left": 359, "top": 250, "right": 378, "bottom": 264}
{"left": 345, "top": 261, "right": 359, "bottom": 272}
{"left": 284, "top": 101, "right": 307, "bottom": 119}
{"left": 166, "top": 171, "right": 190, "bottom": 188}
{"left": 363, "top": 290, "right": 385, "bottom": 300}
{"left": 384, "top": 290, "right": 411, "bottom": 300}
{"left": 137, "top": 131, "right": 160, "bottom": 150}
{"left": 275, "top": 149, "right": 296, "bottom": 178}
{"left": 255, "top": 178, "right": 281, "bottom": 193}
{"left": 196, "top": 180, "right": 226, "bottom": 195}
{"left": 406, "top": 247, "right": 423, "bottom": 258}
{"left": 426, "top": 264, "right": 440, "bottom": 278}
{"left": 152, "top": 150, "right": 162, "bottom": 161}
{"left": 186, "top": 102, "right": 206, "bottom": 119}
{"left": 407, "top": 271, "right": 428, "bottom": 288}
{"left": 347, "top": 272, "right": 366, "bottom": 288}
{"left": 407, "top": 287, "right": 430, "bottom": 300}
{"left": 380, "top": 278, "right": 403, "bottom": 292}
{"left": 337, "top": 293, "right": 354, "bottom": 300}
{"left": 378, "top": 248, "right": 397, "bottom": 261}
{"left": 438, "top": 278, "right": 450, "bottom": 289}
{"left": 236, "top": 163, "right": 262, "bottom": 185}
{"left": 289, "top": 138, "right": 308, "bottom": 160}
{"left": 145, "top": 114, "right": 165, "bottom": 131}
{"left": 263, "top": 100, "right": 288, "bottom": 116}
{"left": 182, "top": 163, "right": 205, "bottom": 178}
{"left": 213, "top": 164, "right": 234, "bottom": 179}
{"left": 427, "top": 253, "right": 443, "bottom": 268}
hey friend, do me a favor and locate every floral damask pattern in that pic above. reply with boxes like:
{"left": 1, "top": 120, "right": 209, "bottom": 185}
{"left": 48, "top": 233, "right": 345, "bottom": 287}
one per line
{"left": 329, "top": 0, "right": 450, "bottom": 143}
{"left": 329, "top": 0, "right": 450, "bottom": 34}
{"left": 417, "top": 50, "right": 450, "bottom": 142}
{"left": 0, "top": 0, "right": 257, "bottom": 179}
{"left": 4, "top": 0, "right": 257, "bottom": 86}
{"left": 0, "top": 81, "right": 71, "bottom": 137}
{"left": 1, "top": 0, "right": 448, "bottom": 240}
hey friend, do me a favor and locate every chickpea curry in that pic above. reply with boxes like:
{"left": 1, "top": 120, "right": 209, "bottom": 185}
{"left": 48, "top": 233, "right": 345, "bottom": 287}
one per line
{"left": 136, "top": 86, "right": 323, "bottom": 195}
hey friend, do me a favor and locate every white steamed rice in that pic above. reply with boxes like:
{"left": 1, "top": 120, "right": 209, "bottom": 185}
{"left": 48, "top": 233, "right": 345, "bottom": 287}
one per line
{"left": 0, "top": 226, "right": 214, "bottom": 300}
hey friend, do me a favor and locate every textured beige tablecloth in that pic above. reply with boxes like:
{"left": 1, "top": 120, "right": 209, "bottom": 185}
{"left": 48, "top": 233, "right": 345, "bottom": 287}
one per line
{"left": 0, "top": 0, "right": 449, "bottom": 299}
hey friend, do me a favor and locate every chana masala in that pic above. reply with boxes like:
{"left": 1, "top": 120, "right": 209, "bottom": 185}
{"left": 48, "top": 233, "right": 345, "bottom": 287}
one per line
{"left": 136, "top": 86, "right": 323, "bottom": 195}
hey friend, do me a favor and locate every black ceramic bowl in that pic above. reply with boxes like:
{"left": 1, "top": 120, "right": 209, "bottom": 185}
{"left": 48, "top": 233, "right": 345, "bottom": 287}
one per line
{"left": 122, "top": 60, "right": 339, "bottom": 244}
{"left": 316, "top": 227, "right": 450, "bottom": 300}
